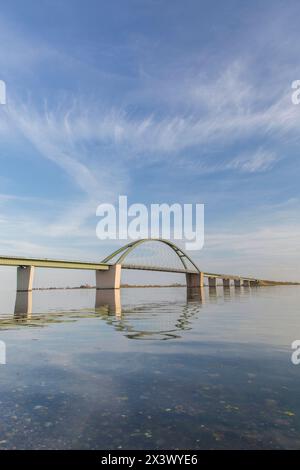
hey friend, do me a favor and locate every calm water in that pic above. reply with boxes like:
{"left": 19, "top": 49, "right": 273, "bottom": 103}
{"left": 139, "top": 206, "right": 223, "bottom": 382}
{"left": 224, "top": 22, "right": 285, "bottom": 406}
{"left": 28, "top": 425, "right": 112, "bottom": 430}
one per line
{"left": 0, "top": 286, "right": 299, "bottom": 449}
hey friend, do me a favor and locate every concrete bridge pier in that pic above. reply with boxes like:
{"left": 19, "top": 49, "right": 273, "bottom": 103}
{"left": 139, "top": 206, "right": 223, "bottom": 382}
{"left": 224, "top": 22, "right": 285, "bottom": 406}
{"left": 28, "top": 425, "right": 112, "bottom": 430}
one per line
{"left": 234, "top": 279, "right": 241, "bottom": 288}
{"left": 186, "top": 272, "right": 204, "bottom": 288}
{"left": 17, "top": 266, "right": 35, "bottom": 292}
{"left": 208, "top": 277, "right": 217, "bottom": 288}
{"left": 96, "top": 264, "right": 121, "bottom": 289}
{"left": 223, "top": 278, "right": 230, "bottom": 288}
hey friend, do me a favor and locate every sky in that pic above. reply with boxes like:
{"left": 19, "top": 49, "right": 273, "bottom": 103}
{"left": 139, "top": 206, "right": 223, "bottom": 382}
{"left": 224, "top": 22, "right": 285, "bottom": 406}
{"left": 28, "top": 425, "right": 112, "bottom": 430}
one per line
{"left": 0, "top": 0, "right": 300, "bottom": 288}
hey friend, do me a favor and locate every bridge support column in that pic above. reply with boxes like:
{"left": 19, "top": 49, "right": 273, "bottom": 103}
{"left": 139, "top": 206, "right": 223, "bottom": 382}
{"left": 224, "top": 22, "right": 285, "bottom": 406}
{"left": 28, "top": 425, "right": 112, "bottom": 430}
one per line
{"left": 223, "top": 278, "right": 230, "bottom": 288}
{"left": 186, "top": 271, "right": 204, "bottom": 288}
{"left": 234, "top": 279, "right": 241, "bottom": 288}
{"left": 17, "top": 266, "right": 35, "bottom": 292}
{"left": 96, "top": 264, "right": 121, "bottom": 289}
{"left": 243, "top": 280, "right": 250, "bottom": 287}
{"left": 208, "top": 277, "right": 217, "bottom": 287}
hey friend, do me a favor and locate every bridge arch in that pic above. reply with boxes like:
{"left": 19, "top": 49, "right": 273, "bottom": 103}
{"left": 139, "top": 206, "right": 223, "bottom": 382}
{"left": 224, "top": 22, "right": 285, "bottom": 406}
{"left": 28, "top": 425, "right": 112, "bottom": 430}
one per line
{"left": 101, "top": 238, "right": 200, "bottom": 273}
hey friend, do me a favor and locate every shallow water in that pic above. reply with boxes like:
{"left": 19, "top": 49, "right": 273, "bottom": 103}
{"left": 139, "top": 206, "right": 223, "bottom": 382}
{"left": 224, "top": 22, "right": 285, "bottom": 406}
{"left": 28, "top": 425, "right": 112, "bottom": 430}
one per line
{"left": 0, "top": 286, "right": 299, "bottom": 449}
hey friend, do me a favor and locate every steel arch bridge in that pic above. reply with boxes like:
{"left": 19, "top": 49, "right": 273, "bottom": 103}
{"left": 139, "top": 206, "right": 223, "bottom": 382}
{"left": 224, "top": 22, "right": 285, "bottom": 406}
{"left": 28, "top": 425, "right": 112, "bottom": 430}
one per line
{"left": 101, "top": 238, "right": 201, "bottom": 274}
{"left": 96, "top": 238, "right": 261, "bottom": 289}
{"left": 0, "top": 237, "right": 265, "bottom": 292}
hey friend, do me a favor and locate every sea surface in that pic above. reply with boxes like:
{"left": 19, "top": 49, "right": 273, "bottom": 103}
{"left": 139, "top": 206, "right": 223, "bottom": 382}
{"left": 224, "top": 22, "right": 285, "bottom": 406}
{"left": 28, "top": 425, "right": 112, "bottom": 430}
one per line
{"left": 0, "top": 285, "right": 299, "bottom": 449}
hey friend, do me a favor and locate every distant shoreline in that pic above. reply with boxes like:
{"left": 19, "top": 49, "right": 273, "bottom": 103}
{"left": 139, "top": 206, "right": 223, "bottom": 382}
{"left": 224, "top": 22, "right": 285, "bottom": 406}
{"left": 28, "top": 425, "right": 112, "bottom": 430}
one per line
{"left": 32, "top": 281, "right": 300, "bottom": 291}
{"left": 32, "top": 284, "right": 186, "bottom": 291}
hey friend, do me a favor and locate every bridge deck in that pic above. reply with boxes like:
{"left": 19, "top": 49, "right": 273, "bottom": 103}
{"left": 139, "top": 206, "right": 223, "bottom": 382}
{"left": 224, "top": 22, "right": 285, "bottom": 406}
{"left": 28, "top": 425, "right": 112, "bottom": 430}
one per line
{"left": 122, "top": 263, "right": 194, "bottom": 274}
{"left": 0, "top": 255, "right": 109, "bottom": 271}
{"left": 203, "top": 271, "right": 257, "bottom": 281}
{"left": 122, "top": 264, "right": 257, "bottom": 281}
{"left": 0, "top": 256, "right": 258, "bottom": 281}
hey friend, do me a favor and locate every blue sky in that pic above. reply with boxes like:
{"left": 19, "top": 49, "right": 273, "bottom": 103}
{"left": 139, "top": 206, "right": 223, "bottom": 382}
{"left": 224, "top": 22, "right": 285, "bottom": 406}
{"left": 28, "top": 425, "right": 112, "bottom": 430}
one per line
{"left": 0, "top": 0, "right": 300, "bottom": 287}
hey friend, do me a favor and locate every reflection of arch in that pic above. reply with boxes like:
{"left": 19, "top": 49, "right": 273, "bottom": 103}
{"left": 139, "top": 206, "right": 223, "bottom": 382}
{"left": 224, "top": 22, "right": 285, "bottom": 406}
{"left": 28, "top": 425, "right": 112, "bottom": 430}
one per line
{"left": 101, "top": 238, "right": 200, "bottom": 273}
{"left": 96, "top": 295, "right": 204, "bottom": 341}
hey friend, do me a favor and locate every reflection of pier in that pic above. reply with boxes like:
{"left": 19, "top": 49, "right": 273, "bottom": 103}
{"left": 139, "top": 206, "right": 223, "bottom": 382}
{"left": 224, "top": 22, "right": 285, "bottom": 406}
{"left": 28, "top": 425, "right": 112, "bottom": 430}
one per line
{"left": 187, "top": 287, "right": 205, "bottom": 303}
{"left": 14, "top": 290, "right": 32, "bottom": 318}
{"left": 95, "top": 289, "right": 121, "bottom": 316}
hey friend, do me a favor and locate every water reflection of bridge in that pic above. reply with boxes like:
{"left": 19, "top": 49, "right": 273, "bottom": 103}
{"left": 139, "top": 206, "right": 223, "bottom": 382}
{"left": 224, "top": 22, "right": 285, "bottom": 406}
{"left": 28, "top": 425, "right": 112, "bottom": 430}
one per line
{"left": 12, "top": 285, "right": 252, "bottom": 340}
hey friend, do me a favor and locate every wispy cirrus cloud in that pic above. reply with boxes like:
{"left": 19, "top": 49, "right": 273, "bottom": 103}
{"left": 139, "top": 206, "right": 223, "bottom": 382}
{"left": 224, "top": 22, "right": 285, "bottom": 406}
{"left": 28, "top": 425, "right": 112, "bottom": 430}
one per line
{"left": 225, "top": 149, "right": 278, "bottom": 173}
{"left": 3, "top": 66, "right": 297, "bottom": 167}
{"left": 5, "top": 102, "right": 127, "bottom": 202}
